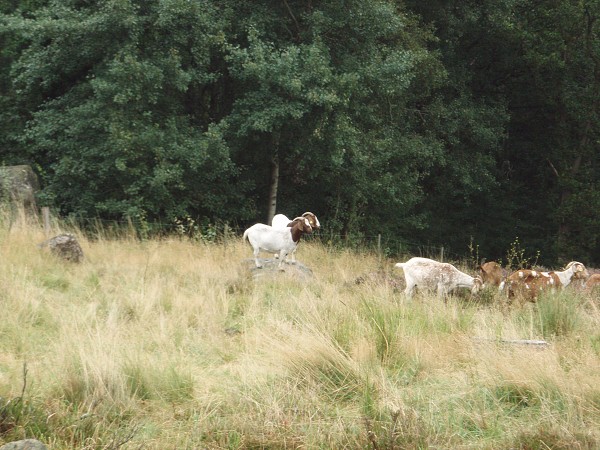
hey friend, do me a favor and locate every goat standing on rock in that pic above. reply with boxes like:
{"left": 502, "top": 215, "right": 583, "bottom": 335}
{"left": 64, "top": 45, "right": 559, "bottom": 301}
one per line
{"left": 395, "top": 257, "right": 483, "bottom": 298}
{"left": 271, "top": 212, "right": 320, "bottom": 262}
{"left": 243, "top": 217, "right": 313, "bottom": 269}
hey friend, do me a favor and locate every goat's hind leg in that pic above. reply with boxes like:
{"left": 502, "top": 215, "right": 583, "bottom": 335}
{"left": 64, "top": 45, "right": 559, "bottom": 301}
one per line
{"left": 403, "top": 282, "right": 415, "bottom": 298}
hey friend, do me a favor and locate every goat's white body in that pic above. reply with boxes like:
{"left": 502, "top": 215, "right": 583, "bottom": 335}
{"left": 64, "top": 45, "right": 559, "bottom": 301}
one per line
{"left": 271, "top": 214, "right": 292, "bottom": 230}
{"left": 395, "top": 257, "right": 481, "bottom": 297}
{"left": 554, "top": 263, "right": 581, "bottom": 287}
{"left": 243, "top": 223, "right": 298, "bottom": 268}
{"left": 270, "top": 212, "right": 319, "bottom": 263}
{"left": 270, "top": 214, "right": 295, "bottom": 262}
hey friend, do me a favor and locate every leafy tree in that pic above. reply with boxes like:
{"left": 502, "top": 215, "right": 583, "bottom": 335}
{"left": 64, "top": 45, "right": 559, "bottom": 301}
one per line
{"left": 0, "top": 0, "right": 49, "bottom": 166}
{"left": 508, "top": 0, "right": 600, "bottom": 263}
{"left": 223, "top": 0, "right": 465, "bottom": 242}
{"left": 3, "top": 0, "right": 249, "bottom": 223}
{"left": 1, "top": 0, "right": 597, "bottom": 265}
{"left": 405, "top": 0, "right": 600, "bottom": 265}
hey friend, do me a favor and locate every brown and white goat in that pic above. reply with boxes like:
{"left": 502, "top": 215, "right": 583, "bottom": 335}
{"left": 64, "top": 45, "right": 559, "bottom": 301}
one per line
{"left": 585, "top": 274, "right": 600, "bottom": 293}
{"left": 395, "top": 257, "right": 483, "bottom": 298}
{"left": 479, "top": 261, "right": 505, "bottom": 288}
{"left": 271, "top": 212, "right": 320, "bottom": 262}
{"left": 243, "top": 217, "right": 313, "bottom": 269}
{"left": 501, "top": 261, "right": 589, "bottom": 302}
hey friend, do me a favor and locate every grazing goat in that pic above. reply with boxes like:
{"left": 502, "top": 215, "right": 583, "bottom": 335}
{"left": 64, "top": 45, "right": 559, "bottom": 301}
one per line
{"left": 480, "top": 261, "right": 505, "bottom": 288}
{"left": 243, "top": 217, "right": 313, "bottom": 269}
{"left": 394, "top": 257, "right": 483, "bottom": 298}
{"left": 584, "top": 273, "right": 600, "bottom": 293}
{"left": 271, "top": 212, "right": 320, "bottom": 262}
{"left": 501, "top": 261, "right": 589, "bottom": 302}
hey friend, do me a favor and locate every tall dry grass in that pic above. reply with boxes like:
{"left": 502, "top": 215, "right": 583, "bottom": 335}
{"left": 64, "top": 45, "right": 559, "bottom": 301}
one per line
{"left": 1, "top": 211, "right": 599, "bottom": 449}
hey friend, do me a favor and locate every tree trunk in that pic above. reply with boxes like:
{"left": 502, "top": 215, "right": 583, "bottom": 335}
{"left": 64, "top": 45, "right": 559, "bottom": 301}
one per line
{"left": 267, "top": 133, "right": 280, "bottom": 225}
{"left": 267, "top": 155, "right": 279, "bottom": 225}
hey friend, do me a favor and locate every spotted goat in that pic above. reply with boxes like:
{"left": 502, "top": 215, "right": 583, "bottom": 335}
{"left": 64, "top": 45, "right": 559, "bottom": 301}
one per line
{"left": 500, "top": 261, "right": 589, "bottom": 302}
{"left": 584, "top": 273, "right": 600, "bottom": 293}
{"left": 395, "top": 257, "right": 483, "bottom": 298}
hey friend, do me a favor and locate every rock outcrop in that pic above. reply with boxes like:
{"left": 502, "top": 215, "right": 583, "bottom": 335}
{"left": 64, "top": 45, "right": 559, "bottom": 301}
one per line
{"left": 38, "top": 233, "right": 84, "bottom": 263}
{"left": 0, "top": 439, "right": 48, "bottom": 450}
{"left": 0, "top": 165, "right": 40, "bottom": 212}
{"left": 241, "top": 258, "right": 314, "bottom": 281}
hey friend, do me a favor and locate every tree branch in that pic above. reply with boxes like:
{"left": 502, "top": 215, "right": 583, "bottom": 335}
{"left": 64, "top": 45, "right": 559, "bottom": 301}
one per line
{"left": 546, "top": 158, "right": 560, "bottom": 178}
{"left": 283, "top": 0, "right": 301, "bottom": 42}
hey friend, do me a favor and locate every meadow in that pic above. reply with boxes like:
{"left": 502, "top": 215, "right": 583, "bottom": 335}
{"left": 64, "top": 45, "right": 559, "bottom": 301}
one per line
{"left": 1, "top": 213, "right": 600, "bottom": 449}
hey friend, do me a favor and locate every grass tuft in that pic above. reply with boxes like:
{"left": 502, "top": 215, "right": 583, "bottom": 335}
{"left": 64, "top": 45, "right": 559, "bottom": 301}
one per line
{"left": 533, "top": 291, "right": 582, "bottom": 338}
{"left": 512, "top": 427, "right": 599, "bottom": 450}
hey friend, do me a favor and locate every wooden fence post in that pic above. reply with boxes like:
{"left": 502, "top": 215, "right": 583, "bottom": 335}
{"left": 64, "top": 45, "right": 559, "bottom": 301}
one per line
{"left": 42, "top": 206, "right": 51, "bottom": 237}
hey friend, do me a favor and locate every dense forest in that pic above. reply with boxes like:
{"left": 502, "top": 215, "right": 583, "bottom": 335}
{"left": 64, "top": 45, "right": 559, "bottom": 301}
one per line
{"left": 1, "top": 0, "right": 599, "bottom": 265}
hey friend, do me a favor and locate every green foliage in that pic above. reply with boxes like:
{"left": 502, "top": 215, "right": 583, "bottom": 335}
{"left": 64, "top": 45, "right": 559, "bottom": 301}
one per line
{"left": 2, "top": 0, "right": 249, "bottom": 223}
{"left": 0, "top": 0, "right": 598, "bottom": 264}
{"left": 505, "top": 237, "right": 541, "bottom": 271}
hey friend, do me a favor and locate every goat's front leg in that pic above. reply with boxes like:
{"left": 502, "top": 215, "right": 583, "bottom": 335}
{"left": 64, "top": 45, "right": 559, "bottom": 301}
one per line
{"left": 254, "top": 248, "right": 263, "bottom": 268}
{"left": 288, "top": 248, "right": 297, "bottom": 264}
{"left": 277, "top": 250, "right": 288, "bottom": 271}
{"left": 437, "top": 283, "right": 449, "bottom": 299}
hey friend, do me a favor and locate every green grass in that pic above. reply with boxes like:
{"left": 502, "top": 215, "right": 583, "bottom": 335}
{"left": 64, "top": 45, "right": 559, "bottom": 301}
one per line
{"left": 1, "top": 213, "right": 599, "bottom": 449}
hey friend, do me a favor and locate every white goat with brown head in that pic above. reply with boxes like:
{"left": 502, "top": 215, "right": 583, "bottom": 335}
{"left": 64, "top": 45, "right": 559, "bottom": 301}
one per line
{"left": 395, "top": 257, "right": 483, "bottom": 298}
{"left": 243, "top": 216, "right": 313, "bottom": 269}
{"left": 271, "top": 212, "right": 320, "bottom": 262}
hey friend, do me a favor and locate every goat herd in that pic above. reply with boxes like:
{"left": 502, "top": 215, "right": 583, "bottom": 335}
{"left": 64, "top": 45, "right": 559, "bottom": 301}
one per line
{"left": 243, "top": 212, "right": 598, "bottom": 303}
{"left": 396, "top": 257, "right": 595, "bottom": 303}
